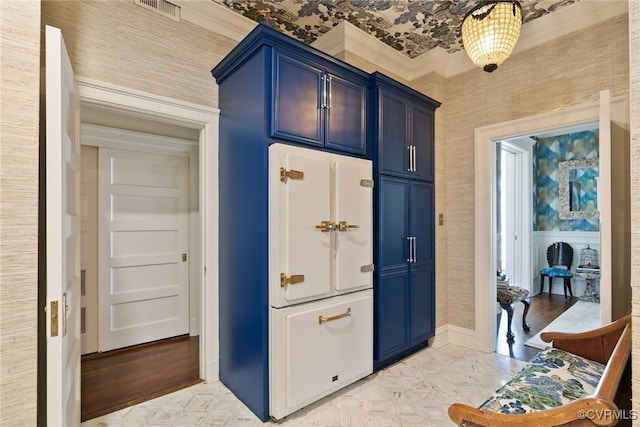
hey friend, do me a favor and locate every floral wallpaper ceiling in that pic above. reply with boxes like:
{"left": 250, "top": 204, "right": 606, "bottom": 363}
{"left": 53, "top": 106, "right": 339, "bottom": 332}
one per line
{"left": 214, "top": 0, "right": 579, "bottom": 58}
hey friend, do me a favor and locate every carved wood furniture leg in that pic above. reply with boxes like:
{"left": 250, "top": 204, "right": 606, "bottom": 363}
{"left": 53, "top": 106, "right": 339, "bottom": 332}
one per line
{"left": 521, "top": 299, "right": 530, "bottom": 331}
{"left": 499, "top": 302, "right": 515, "bottom": 341}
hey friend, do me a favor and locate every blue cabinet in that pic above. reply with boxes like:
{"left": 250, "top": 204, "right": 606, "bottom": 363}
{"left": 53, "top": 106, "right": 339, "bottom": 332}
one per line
{"left": 272, "top": 50, "right": 368, "bottom": 155}
{"left": 371, "top": 74, "right": 439, "bottom": 370}
{"left": 211, "top": 23, "right": 371, "bottom": 422}
{"left": 374, "top": 177, "right": 435, "bottom": 366}
{"left": 371, "top": 72, "right": 437, "bottom": 182}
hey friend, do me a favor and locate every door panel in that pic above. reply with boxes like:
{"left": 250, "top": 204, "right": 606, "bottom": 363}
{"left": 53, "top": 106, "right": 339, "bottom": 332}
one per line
{"left": 99, "top": 148, "right": 189, "bottom": 351}
{"left": 410, "top": 181, "right": 434, "bottom": 266}
{"left": 374, "top": 271, "right": 409, "bottom": 360}
{"left": 410, "top": 266, "right": 435, "bottom": 344}
{"left": 270, "top": 290, "right": 373, "bottom": 420}
{"left": 411, "top": 104, "right": 434, "bottom": 181}
{"left": 272, "top": 51, "right": 323, "bottom": 146}
{"left": 378, "top": 90, "right": 409, "bottom": 176}
{"left": 270, "top": 146, "right": 332, "bottom": 306}
{"left": 325, "top": 74, "right": 367, "bottom": 155}
{"left": 333, "top": 157, "right": 373, "bottom": 292}
{"left": 378, "top": 176, "right": 409, "bottom": 271}
{"left": 45, "top": 25, "right": 81, "bottom": 427}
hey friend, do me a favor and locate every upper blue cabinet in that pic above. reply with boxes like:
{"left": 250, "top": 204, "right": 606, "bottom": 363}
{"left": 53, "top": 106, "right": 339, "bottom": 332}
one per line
{"left": 213, "top": 24, "right": 369, "bottom": 156}
{"left": 272, "top": 49, "right": 368, "bottom": 155}
{"left": 370, "top": 72, "right": 440, "bottom": 181}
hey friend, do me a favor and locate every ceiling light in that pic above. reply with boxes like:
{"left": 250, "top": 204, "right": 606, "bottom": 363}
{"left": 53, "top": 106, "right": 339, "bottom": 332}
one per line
{"left": 461, "top": 1, "right": 523, "bottom": 73}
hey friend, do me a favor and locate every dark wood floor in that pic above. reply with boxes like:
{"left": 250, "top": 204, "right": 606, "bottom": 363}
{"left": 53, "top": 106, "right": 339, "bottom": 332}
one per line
{"left": 81, "top": 335, "right": 201, "bottom": 422}
{"left": 496, "top": 293, "right": 579, "bottom": 361}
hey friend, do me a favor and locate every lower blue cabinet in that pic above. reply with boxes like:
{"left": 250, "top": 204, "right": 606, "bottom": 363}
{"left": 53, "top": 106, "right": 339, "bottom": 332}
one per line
{"left": 374, "top": 176, "right": 435, "bottom": 369}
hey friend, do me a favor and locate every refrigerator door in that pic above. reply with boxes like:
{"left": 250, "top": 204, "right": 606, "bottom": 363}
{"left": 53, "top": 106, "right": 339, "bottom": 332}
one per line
{"left": 333, "top": 156, "right": 373, "bottom": 293}
{"left": 270, "top": 144, "right": 332, "bottom": 307}
{"left": 269, "top": 290, "right": 373, "bottom": 420}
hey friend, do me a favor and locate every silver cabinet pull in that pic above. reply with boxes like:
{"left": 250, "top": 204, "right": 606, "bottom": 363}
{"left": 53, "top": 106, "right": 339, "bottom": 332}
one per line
{"left": 407, "top": 145, "right": 412, "bottom": 172}
{"left": 319, "top": 307, "right": 351, "bottom": 324}
{"left": 406, "top": 236, "right": 416, "bottom": 263}
{"left": 412, "top": 236, "right": 417, "bottom": 263}
{"left": 411, "top": 145, "right": 417, "bottom": 172}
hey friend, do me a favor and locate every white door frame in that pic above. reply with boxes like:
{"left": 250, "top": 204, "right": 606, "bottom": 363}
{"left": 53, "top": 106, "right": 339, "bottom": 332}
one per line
{"left": 77, "top": 77, "right": 220, "bottom": 380}
{"left": 473, "top": 93, "right": 623, "bottom": 353}
{"left": 498, "top": 140, "right": 533, "bottom": 293}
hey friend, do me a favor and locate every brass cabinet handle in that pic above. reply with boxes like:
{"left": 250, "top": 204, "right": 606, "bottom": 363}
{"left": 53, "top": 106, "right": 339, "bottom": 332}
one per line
{"left": 280, "top": 273, "right": 305, "bottom": 287}
{"left": 319, "top": 307, "right": 351, "bottom": 324}
{"left": 336, "top": 221, "right": 359, "bottom": 232}
{"left": 315, "top": 220, "right": 335, "bottom": 232}
{"left": 280, "top": 167, "right": 304, "bottom": 182}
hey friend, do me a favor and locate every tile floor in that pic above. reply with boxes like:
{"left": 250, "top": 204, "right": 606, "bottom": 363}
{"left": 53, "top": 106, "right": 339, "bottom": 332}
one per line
{"left": 82, "top": 344, "right": 525, "bottom": 427}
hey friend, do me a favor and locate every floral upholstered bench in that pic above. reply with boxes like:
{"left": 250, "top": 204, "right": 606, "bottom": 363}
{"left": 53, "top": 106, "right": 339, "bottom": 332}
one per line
{"left": 449, "top": 314, "right": 631, "bottom": 426}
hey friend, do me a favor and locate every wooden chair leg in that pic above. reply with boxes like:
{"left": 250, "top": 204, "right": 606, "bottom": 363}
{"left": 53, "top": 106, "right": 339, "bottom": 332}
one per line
{"left": 539, "top": 275, "right": 546, "bottom": 295}
{"left": 500, "top": 302, "right": 515, "bottom": 341}
{"left": 521, "top": 299, "right": 530, "bottom": 331}
{"left": 564, "top": 277, "right": 573, "bottom": 299}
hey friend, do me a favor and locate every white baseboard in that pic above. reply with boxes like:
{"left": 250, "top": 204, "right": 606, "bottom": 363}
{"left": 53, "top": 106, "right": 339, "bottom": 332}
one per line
{"left": 430, "top": 323, "right": 477, "bottom": 351}
{"left": 205, "top": 357, "right": 219, "bottom": 382}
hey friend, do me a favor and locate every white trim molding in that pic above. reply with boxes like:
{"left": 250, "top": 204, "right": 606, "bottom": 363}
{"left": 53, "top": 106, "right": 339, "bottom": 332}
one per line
{"left": 77, "top": 77, "right": 221, "bottom": 382}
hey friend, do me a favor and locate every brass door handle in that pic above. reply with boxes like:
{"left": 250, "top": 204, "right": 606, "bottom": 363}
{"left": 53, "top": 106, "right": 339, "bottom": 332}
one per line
{"left": 315, "top": 221, "right": 335, "bottom": 232}
{"left": 280, "top": 167, "right": 304, "bottom": 182}
{"left": 280, "top": 273, "right": 305, "bottom": 287}
{"left": 318, "top": 307, "right": 351, "bottom": 324}
{"left": 337, "top": 221, "right": 359, "bottom": 232}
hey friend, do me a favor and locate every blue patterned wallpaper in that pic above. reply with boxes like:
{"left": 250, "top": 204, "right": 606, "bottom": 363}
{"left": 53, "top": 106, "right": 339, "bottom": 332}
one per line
{"left": 533, "top": 130, "right": 599, "bottom": 231}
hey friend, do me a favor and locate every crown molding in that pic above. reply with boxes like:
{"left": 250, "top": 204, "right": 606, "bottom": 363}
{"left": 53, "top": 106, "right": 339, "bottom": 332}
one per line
{"left": 176, "top": 0, "right": 256, "bottom": 42}
{"left": 179, "top": 0, "right": 628, "bottom": 81}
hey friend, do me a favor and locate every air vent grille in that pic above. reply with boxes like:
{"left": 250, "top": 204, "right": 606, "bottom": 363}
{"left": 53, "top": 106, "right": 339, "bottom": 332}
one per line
{"left": 134, "top": 0, "right": 180, "bottom": 21}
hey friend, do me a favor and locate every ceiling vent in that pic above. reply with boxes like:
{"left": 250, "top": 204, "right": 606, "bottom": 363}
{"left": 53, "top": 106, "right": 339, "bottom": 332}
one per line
{"left": 134, "top": 0, "right": 180, "bottom": 21}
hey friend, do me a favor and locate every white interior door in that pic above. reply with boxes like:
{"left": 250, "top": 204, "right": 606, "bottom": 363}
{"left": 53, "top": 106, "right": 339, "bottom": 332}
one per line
{"left": 333, "top": 157, "right": 373, "bottom": 292}
{"left": 98, "top": 148, "right": 189, "bottom": 351}
{"left": 45, "top": 25, "right": 82, "bottom": 427}
{"left": 271, "top": 145, "right": 332, "bottom": 306}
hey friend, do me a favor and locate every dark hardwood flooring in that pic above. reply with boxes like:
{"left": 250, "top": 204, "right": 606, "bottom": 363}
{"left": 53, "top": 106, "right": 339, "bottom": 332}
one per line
{"left": 496, "top": 293, "right": 579, "bottom": 361}
{"left": 81, "top": 335, "right": 201, "bottom": 422}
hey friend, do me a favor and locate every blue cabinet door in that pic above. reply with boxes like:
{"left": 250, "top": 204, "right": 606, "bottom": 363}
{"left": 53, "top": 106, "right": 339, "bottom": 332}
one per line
{"left": 325, "top": 73, "right": 367, "bottom": 155}
{"left": 411, "top": 104, "right": 435, "bottom": 182}
{"left": 377, "top": 89, "right": 410, "bottom": 177}
{"left": 272, "top": 51, "right": 324, "bottom": 147}
{"left": 374, "top": 177, "right": 435, "bottom": 366}
{"left": 410, "top": 265, "right": 435, "bottom": 345}
{"left": 272, "top": 50, "right": 367, "bottom": 155}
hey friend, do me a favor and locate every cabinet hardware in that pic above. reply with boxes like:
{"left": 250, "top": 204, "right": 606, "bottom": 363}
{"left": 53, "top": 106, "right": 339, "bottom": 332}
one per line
{"left": 406, "top": 236, "right": 416, "bottom": 263}
{"left": 411, "top": 145, "right": 417, "bottom": 172}
{"left": 280, "top": 167, "right": 304, "bottom": 182}
{"left": 50, "top": 300, "right": 59, "bottom": 337}
{"left": 412, "top": 236, "right": 417, "bottom": 263}
{"left": 360, "top": 179, "right": 373, "bottom": 188}
{"left": 327, "top": 75, "right": 332, "bottom": 109}
{"left": 321, "top": 74, "right": 328, "bottom": 109}
{"left": 280, "top": 273, "right": 305, "bottom": 287}
{"left": 360, "top": 264, "right": 374, "bottom": 273}
{"left": 336, "top": 221, "right": 359, "bottom": 232}
{"left": 182, "top": 253, "right": 187, "bottom": 262}
{"left": 314, "top": 220, "right": 335, "bottom": 232}
{"left": 318, "top": 307, "right": 351, "bottom": 324}
{"left": 407, "top": 145, "right": 412, "bottom": 172}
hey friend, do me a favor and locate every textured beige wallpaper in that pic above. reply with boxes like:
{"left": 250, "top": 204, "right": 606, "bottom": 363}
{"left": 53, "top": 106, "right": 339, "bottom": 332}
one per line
{"left": 629, "top": 0, "right": 640, "bottom": 418}
{"left": 442, "top": 14, "right": 630, "bottom": 331}
{"left": 41, "top": 0, "right": 238, "bottom": 109}
{"left": 0, "top": 1, "right": 41, "bottom": 425}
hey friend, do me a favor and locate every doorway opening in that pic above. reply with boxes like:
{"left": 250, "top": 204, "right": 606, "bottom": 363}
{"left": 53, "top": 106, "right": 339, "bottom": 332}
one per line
{"left": 76, "top": 78, "right": 219, "bottom": 421}
{"left": 473, "top": 92, "right": 622, "bottom": 355}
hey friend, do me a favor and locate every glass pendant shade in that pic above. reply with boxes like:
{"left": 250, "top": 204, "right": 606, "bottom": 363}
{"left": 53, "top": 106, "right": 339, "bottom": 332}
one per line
{"left": 461, "top": 1, "right": 523, "bottom": 72}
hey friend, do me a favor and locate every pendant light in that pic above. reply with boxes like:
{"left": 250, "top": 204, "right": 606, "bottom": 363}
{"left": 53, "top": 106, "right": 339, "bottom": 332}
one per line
{"left": 461, "top": 1, "right": 523, "bottom": 72}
